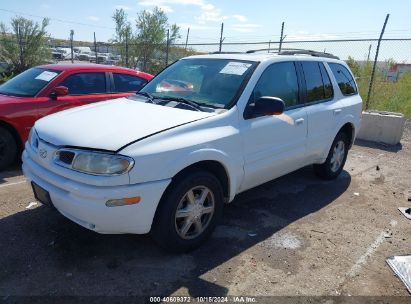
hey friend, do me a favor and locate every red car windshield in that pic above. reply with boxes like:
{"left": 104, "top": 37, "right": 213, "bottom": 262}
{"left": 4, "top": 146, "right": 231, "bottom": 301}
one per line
{"left": 0, "top": 68, "right": 61, "bottom": 97}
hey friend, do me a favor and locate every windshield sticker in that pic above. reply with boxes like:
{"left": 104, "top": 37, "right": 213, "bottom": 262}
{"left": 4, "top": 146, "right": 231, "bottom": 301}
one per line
{"left": 219, "top": 62, "right": 252, "bottom": 75}
{"left": 35, "top": 71, "right": 58, "bottom": 82}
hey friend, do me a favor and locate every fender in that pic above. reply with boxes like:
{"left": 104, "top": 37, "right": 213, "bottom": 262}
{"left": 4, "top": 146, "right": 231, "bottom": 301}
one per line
{"left": 163, "top": 148, "right": 243, "bottom": 202}
{"left": 320, "top": 117, "right": 357, "bottom": 161}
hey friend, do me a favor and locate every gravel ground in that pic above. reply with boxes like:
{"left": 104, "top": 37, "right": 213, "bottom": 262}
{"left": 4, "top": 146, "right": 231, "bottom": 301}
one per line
{"left": 0, "top": 122, "right": 410, "bottom": 301}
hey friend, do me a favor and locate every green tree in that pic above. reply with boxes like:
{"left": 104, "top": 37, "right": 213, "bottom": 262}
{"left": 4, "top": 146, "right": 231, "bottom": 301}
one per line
{"left": 135, "top": 7, "right": 180, "bottom": 73}
{"left": 346, "top": 56, "right": 360, "bottom": 76}
{"left": 112, "top": 9, "right": 133, "bottom": 67}
{"left": 0, "top": 16, "right": 50, "bottom": 74}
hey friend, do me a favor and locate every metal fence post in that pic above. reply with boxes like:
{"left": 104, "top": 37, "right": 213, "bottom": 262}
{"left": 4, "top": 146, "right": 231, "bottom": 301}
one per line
{"left": 93, "top": 32, "right": 98, "bottom": 64}
{"left": 165, "top": 29, "right": 170, "bottom": 66}
{"left": 125, "top": 33, "right": 129, "bottom": 68}
{"left": 279, "top": 22, "right": 285, "bottom": 52}
{"left": 70, "top": 30, "right": 74, "bottom": 63}
{"left": 366, "top": 14, "right": 390, "bottom": 110}
{"left": 219, "top": 23, "right": 224, "bottom": 53}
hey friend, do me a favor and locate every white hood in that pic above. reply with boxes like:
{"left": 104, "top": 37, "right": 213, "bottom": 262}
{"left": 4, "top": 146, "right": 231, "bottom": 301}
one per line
{"left": 35, "top": 98, "right": 215, "bottom": 151}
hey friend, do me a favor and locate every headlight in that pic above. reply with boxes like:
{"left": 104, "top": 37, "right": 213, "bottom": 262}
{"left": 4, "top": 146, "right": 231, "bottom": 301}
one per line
{"left": 55, "top": 149, "right": 134, "bottom": 175}
{"left": 28, "top": 128, "right": 39, "bottom": 149}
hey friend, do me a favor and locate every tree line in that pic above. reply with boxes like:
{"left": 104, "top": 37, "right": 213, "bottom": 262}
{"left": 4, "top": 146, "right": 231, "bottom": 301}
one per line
{"left": 0, "top": 6, "right": 195, "bottom": 78}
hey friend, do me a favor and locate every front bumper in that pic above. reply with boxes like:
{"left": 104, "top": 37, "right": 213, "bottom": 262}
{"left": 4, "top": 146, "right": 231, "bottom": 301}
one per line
{"left": 22, "top": 150, "right": 171, "bottom": 234}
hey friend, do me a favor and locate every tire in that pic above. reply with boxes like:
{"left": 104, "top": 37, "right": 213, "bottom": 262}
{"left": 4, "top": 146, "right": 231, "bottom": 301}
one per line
{"left": 151, "top": 170, "right": 224, "bottom": 252}
{"left": 0, "top": 126, "right": 17, "bottom": 171}
{"left": 314, "top": 132, "right": 349, "bottom": 180}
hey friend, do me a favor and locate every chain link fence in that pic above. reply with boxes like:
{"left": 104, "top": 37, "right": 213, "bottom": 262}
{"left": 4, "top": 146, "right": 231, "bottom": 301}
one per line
{"left": 2, "top": 36, "right": 411, "bottom": 115}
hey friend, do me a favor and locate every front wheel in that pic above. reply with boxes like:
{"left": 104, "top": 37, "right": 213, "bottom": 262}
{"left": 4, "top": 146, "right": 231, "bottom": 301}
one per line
{"left": 314, "top": 132, "right": 349, "bottom": 180}
{"left": 0, "top": 127, "right": 17, "bottom": 171}
{"left": 151, "top": 171, "right": 224, "bottom": 252}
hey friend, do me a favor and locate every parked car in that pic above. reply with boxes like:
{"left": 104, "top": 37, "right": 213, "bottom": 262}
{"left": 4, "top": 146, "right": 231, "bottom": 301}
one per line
{"left": 56, "top": 47, "right": 72, "bottom": 60}
{"left": 50, "top": 48, "right": 64, "bottom": 60}
{"left": 77, "top": 51, "right": 92, "bottom": 61}
{"left": 0, "top": 64, "right": 153, "bottom": 169}
{"left": 23, "top": 51, "right": 362, "bottom": 251}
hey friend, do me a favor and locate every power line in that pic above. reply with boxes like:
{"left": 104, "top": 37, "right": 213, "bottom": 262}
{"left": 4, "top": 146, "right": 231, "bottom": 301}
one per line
{"left": 0, "top": 8, "right": 115, "bottom": 30}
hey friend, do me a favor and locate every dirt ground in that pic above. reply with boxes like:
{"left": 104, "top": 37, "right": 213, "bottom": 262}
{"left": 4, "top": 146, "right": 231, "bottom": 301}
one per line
{"left": 0, "top": 122, "right": 411, "bottom": 302}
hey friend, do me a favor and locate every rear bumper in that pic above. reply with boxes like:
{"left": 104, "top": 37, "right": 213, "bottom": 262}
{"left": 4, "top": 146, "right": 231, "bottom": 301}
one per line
{"left": 22, "top": 150, "right": 171, "bottom": 234}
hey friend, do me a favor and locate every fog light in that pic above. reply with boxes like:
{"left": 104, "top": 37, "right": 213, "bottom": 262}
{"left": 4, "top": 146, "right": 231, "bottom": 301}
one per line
{"left": 106, "top": 196, "right": 141, "bottom": 207}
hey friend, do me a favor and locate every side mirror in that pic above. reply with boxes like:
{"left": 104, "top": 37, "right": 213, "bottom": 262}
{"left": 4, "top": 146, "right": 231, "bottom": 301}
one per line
{"left": 49, "top": 86, "right": 69, "bottom": 99}
{"left": 246, "top": 96, "right": 285, "bottom": 119}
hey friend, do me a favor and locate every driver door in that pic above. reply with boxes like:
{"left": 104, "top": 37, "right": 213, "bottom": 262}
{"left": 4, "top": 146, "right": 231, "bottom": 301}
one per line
{"left": 37, "top": 72, "right": 110, "bottom": 118}
{"left": 239, "top": 61, "right": 308, "bottom": 191}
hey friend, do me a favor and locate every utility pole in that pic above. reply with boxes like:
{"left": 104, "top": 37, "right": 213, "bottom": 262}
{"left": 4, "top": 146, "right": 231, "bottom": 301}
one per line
{"left": 268, "top": 40, "right": 271, "bottom": 53}
{"left": 165, "top": 29, "right": 170, "bottom": 66}
{"left": 69, "top": 30, "right": 74, "bottom": 63}
{"left": 219, "top": 23, "right": 225, "bottom": 53}
{"left": 93, "top": 32, "right": 98, "bottom": 64}
{"left": 185, "top": 27, "right": 190, "bottom": 51}
{"left": 366, "top": 14, "right": 390, "bottom": 110}
{"left": 279, "top": 22, "right": 285, "bottom": 52}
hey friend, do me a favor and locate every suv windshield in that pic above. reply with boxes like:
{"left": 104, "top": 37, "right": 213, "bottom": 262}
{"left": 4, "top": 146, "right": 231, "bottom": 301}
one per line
{"left": 140, "top": 58, "right": 257, "bottom": 108}
{"left": 0, "top": 68, "right": 60, "bottom": 97}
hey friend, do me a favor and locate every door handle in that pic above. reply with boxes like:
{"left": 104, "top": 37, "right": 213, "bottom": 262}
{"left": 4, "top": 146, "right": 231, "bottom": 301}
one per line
{"left": 334, "top": 109, "right": 342, "bottom": 115}
{"left": 295, "top": 118, "right": 304, "bottom": 125}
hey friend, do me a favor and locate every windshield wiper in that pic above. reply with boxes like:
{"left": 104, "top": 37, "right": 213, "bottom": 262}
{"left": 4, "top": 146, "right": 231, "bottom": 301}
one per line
{"left": 134, "top": 91, "right": 154, "bottom": 103}
{"left": 157, "top": 96, "right": 204, "bottom": 111}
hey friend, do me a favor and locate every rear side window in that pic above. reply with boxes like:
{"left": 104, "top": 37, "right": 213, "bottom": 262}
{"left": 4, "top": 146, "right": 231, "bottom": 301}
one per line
{"left": 250, "top": 62, "right": 299, "bottom": 108}
{"left": 328, "top": 63, "right": 358, "bottom": 95}
{"left": 319, "top": 63, "right": 333, "bottom": 99}
{"left": 113, "top": 73, "right": 148, "bottom": 93}
{"left": 60, "top": 72, "right": 106, "bottom": 95}
{"left": 301, "top": 62, "right": 333, "bottom": 103}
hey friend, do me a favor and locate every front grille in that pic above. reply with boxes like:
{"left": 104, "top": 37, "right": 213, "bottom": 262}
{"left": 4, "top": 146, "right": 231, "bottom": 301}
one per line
{"left": 57, "top": 151, "right": 75, "bottom": 165}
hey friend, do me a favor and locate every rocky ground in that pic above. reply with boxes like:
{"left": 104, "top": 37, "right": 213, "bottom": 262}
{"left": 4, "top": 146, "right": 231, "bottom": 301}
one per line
{"left": 0, "top": 122, "right": 410, "bottom": 302}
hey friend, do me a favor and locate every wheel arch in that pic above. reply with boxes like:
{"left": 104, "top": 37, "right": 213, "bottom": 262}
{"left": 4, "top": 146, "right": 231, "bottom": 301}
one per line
{"left": 338, "top": 122, "right": 355, "bottom": 149}
{"left": 0, "top": 120, "right": 23, "bottom": 151}
{"left": 173, "top": 160, "right": 230, "bottom": 202}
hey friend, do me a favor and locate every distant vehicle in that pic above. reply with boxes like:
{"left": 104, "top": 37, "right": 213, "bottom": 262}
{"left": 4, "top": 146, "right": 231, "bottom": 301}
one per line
{"left": 73, "top": 46, "right": 91, "bottom": 54}
{"left": 77, "top": 51, "right": 92, "bottom": 61}
{"left": 56, "top": 47, "right": 72, "bottom": 60}
{"left": 0, "top": 64, "right": 153, "bottom": 169}
{"left": 50, "top": 48, "right": 64, "bottom": 60}
{"left": 22, "top": 51, "right": 362, "bottom": 251}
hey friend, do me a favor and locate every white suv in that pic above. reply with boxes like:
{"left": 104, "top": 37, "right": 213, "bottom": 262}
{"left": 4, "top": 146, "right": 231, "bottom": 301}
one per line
{"left": 23, "top": 51, "right": 362, "bottom": 251}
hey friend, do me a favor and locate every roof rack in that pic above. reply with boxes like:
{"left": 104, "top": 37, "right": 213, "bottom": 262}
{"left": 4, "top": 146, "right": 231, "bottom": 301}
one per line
{"left": 279, "top": 50, "right": 339, "bottom": 60}
{"left": 210, "top": 51, "right": 245, "bottom": 54}
{"left": 246, "top": 48, "right": 339, "bottom": 59}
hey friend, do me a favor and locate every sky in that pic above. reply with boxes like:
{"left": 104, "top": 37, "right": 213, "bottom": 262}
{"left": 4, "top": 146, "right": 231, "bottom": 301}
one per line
{"left": 0, "top": 0, "right": 410, "bottom": 60}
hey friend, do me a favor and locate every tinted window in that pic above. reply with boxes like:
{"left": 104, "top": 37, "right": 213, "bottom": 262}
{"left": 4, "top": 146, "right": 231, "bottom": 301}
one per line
{"left": 113, "top": 73, "right": 148, "bottom": 92}
{"left": 319, "top": 63, "right": 333, "bottom": 99}
{"left": 250, "top": 62, "right": 299, "bottom": 108}
{"left": 302, "top": 62, "right": 332, "bottom": 102}
{"left": 60, "top": 72, "right": 106, "bottom": 95}
{"left": 0, "top": 68, "right": 60, "bottom": 97}
{"left": 329, "top": 63, "right": 357, "bottom": 95}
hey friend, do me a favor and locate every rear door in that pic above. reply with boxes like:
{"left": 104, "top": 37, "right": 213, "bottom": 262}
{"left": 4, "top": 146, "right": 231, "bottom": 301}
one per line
{"left": 298, "top": 61, "right": 342, "bottom": 163}
{"left": 240, "top": 61, "right": 308, "bottom": 191}
{"left": 37, "top": 71, "right": 110, "bottom": 117}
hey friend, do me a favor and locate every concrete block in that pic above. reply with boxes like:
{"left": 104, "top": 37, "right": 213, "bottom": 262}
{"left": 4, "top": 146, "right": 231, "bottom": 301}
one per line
{"left": 357, "top": 111, "right": 406, "bottom": 145}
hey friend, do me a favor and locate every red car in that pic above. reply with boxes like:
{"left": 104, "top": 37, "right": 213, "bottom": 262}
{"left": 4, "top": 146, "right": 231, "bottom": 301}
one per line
{"left": 0, "top": 64, "right": 153, "bottom": 170}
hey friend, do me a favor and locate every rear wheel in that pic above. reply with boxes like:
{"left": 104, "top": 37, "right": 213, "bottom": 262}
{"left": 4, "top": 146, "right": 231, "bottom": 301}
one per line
{"left": 314, "top": 132, "right": 349, "bottom": 180}
{"left": 0, "top": 127, "right": 17, "bottom": 171}
{"left": 151, "top": 171, "right": 224, "bottom": 252}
